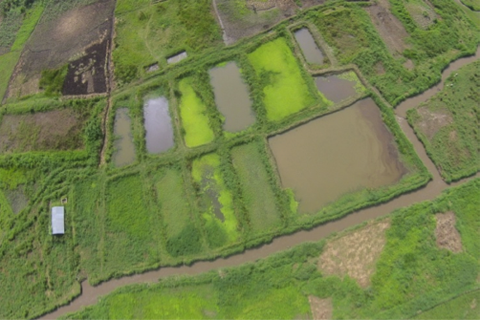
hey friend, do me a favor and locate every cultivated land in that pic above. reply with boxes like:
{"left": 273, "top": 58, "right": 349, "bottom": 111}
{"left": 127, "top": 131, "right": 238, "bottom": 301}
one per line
{"left": 0, "top": 0, "right": 479, "bottom": 319}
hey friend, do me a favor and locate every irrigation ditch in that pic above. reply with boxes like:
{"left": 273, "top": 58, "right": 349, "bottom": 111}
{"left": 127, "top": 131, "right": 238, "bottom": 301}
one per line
{"left": 38, "top": 46, "right": 480, "bottom": 320}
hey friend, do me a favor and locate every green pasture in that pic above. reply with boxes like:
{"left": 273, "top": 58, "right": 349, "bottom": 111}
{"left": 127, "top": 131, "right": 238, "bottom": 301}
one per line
{"left": 178, "top": 77, "right": 215, "bottom": 148}
{"left": 113, "top": 0, "right": 222, "bottom": 84}
{"left": 248, "top": 37, "right": 317, "bottom": 121}
{"left": 192, "top": 153, "right": 239, "bottom": 248}
{"left": 416, "top": 290, "right": 480, "bottom": 319}
{"left": 231, "top": 142, "right": 283, "bottom": 234}
{"left": 407, "top": 60, "right": 480, "bottom": 182}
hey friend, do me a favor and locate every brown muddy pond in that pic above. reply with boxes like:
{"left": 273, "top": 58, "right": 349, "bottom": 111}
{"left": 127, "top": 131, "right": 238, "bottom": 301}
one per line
{"left": 144, "top": 97, "right": 174, "bottom": 154}
{"left": 113, "top": 108, "right": 135, "bottom": 167}
{"left": 315, "top": 73, "right": 358, "bottom": 104}
{"left": 294, "top": 28, "right": 324, "bottom": 65}
{"left": 269, "top": 98, "right": 405, "bottom": 213}
{"left": 209, "top": 62, "right": 255, "bottom": 132}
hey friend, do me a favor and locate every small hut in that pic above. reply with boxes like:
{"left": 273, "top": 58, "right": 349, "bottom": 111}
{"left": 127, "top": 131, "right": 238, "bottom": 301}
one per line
{"left": 51, "top": 206, "right": 65, "bottom": 235}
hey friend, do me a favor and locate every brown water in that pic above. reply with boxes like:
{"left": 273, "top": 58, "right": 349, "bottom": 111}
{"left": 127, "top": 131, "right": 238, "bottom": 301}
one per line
{"left": 209, "top": 62, "right": 255, "bottom": 132}
{"left": 294, "top": 28, "right": 324, "bottom": 65}
{"left": 315, "top": 74, "right": 357, "bottom": 104}
{"left": 113, "top": 108, "right": 135, "bottom": 167}
{"left": 38, "top": 49, "right": 480, "bottom": 320}
{"left": 269, "top": 98, "right": 405, "bottom": 213}
{"left": 144, "top": 97, "right": 174, "bottom": 154}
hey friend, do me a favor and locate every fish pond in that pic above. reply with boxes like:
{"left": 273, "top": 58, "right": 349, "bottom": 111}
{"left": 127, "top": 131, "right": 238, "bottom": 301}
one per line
{"left": 294, "top": 28, "right": 324, "bottom": 65}
{"left": 209, "top": 62, "right": 255, "bottom": 132}
{"left": 143, "top": 97, "right": 174, "bottom": 154}
{"left": 113, "top": 108, "right": 135, "bottom": 167}
{"left": 269, "top": 98, "right": 406, "bottom": 213}
{"left": 315, "top": 71, "right": 364, "bottom": 104}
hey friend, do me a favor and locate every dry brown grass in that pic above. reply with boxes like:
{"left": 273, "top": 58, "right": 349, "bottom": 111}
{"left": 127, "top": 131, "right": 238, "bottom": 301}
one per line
{"left": 435, "top": 212, "right": 463, "bottom": 253}
{"left": 416, "top": 107, "right": 453, "bottom": 140}
{"left": 319, "top": 220, "right": 390, "bottom": 288}
{"left": 366, "top": 0, "right": 410, "bottom": 56}
{"left": 308, "top": 296, "right": 332, "bottom": 320}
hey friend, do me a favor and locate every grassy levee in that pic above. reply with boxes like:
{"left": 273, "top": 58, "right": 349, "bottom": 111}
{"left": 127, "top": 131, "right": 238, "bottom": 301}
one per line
{"left": 113, "top": 0, "right": 223, "bottom": 85}
{"left": 407, "top": 60, "right": 480, "bottom": 182}
{"left": 415, "top": 289, "right": 480, "bottom": 319}
{"left": 61, "top": 179, "right": 480, "bottom": 320}
{"left": 460, "top": 0, "right": 480, "bottom": 11}
{"left": 247, "top": 37, "right": 318, "bottom": 121}
{"left": 308, "top": 1, "right": 480, "bottom": 106}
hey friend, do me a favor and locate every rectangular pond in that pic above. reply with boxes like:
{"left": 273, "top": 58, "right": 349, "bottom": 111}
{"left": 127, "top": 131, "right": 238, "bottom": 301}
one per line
{"left": 143, "top": 97, "right": 174, "bottom": 154}
{"left": 294, "top": 28, "right": 324, "bottom": 65}
{"left": 268, "top": 98, "right": 406, "bottom": 214}
{"left": 113, "top": 108, "right": 135, "bottom": 167}
{"left": 209, "top": 62, "right": 255, "bottom": 132}
{"left": 314, "top": 72, "right": 362, "bottom": 104}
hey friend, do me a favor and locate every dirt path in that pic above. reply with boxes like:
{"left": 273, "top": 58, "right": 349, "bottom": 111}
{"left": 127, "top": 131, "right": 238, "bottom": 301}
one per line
{"left": 38, "top": 47, "right": 480, "bottom": 320}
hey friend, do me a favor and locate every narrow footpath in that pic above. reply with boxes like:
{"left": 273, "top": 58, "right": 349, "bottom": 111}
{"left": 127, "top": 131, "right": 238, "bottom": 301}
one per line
{"left": 39, "top": 47, "right": 480, "bottom": 320}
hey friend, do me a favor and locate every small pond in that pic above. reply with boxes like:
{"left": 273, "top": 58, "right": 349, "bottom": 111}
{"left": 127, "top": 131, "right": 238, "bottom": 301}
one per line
{"left": 113, "top": 108, "right": 135, "bottom": 167}
{"left": 314, "top": 73, "right": 358, "bottom": 104}
{"left": 209, "top": 62, "right": 255, "bottom": 132}
{"left": 294, "top": 28, "right": 324, "bottom": 65}
{"left": 268, "top": 98, "right": 406, "bottom": 213}
{"left": 144, "top": 97, "right": 174, "bottom": 154}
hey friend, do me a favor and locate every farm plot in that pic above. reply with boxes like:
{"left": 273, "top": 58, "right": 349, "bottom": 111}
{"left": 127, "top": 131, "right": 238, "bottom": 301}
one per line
{"left": 0, "top": 108, "right": 90, "bottom": 153}
{"left": 407, "top": 60, "right": 480, "bottom": 182}
{"left": 6, "top": 0, "right": 115, "bottom": 99}
{"left": 177, "top": 77, "right": 215, "bottom": 148}
{"left": 248, "top": 37, "right": 317, "bottom": 121}
{"left": 231, "top": 142, "right": 283, "bottom": 234}
{"left": 192, "top": 153, "right": 240, "bottom": 249}
{"left": 113, "top": 0, "right": 222, "bottom": 84}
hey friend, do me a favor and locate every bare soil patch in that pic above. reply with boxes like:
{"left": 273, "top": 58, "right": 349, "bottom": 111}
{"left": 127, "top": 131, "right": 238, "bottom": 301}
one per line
{"left": 435, "top": 211, "right": 463, "bottom": 253}
{"left": 308, "top": 296, "right": 332, "bottom": 320}
{"left": 416, "top": 107, "right": 453, "bottom": 140}
{"left": 216, "top": 0, "right": 298, "bottom": 43}
{"left": 299, "top": 0, "right": 326, "bottom": 9}
{"left": 0, "top": 109, "right": 87, "bottom": 153}
{"left": 366, "top": 0, "right": 410, "bottom": 56}
{"left": 62, "top": 40, "right": 108, "bottom": 95}
{"left": 319, "top": 220, "right": 390, "bottom": 288}
{"left": 404, "top": 59, "right": 415, "bottom": 70}
{"left": 406, "top": 1, "right": 437, "bottom": 30}
{"left": 6, "top": 0, "right": 115, "bottom": 99}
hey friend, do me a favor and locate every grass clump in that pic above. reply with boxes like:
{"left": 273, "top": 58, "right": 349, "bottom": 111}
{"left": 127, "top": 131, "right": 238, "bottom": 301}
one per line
{"left": 248, "top": 37, "right": 317, "bottom": 121}
{"left": 178, "top": 77, "right": 215, "bottom": 148}
{"left": 407, "top": 60, "right": 480, "bottom": 182}
{"left": 39, "top": 65, "right": 68, "bottom": 96}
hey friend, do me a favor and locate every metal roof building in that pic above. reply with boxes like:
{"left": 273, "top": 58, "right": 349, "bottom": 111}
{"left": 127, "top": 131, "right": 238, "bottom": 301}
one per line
{"left": 51, "top": 206, "right": 65, "bottom": 235}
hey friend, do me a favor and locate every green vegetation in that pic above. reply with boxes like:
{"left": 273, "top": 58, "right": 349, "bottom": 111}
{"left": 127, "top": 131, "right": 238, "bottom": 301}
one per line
{"left": 178, "top": 77, "right": 215, "bottom": 148}
{"left": 231, "top": 142, "right": 283, "bottom": 234}
{"left": 113, "top": 0, "right": 222, "bottom": 84}
{"left": 62, "top": 179, "right": 480, "bottom": 320}
{"left": 192, "top": 153, "right": 239, "bottom": 248}
{"left": 39, "top": 65, "right": 68, "bottom": 96}
{"left": 0, "top": 51, "right": 20, "bottom": 99}
{"left": 309, "top": 2, "right": 480, "bottom": 105}
{"left": 407, "top": 60, "right": 480, "bottom": 182}
{"left": 460, "top": 0, "right": 480, "bottom": 12}
{"left": 248, "top": 37, "right": 317, "bottom": 121}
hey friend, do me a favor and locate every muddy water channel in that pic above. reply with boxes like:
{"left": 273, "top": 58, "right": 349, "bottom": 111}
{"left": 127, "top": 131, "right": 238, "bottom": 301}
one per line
{"left": 294, "top": 28, "right": 324, "bottom": 65}
{"left": 315, "top": 74, "right": 358, "bottom": 103}
{"left": 269, "top": 98, "right": 405, "bottom": 213}
{"left": 113, "top": 108, "right": 135, "bottom": 167}
{"left": 209, "top": 62, "right": 255, "bottom": 132}
{"left": 144, "top": 97, "right": 174, "bottom": 154}
{"left": 39, "top": 49, "right": 480, "bottom": 320}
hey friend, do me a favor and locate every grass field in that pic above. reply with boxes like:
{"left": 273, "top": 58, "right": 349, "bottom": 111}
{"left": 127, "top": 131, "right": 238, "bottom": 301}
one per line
{"left": 248, "top": 37, "right": 317, "bottom": 121}
{"left": 113, "top": 0, "right": 222, "bottom": 84}
{"left": 460, "top": 0, "right": 480, "bottom": 11}
{"left": 178, "top": 77, "right": 215, "bottom": 148}
{"left": 231, "top": 142, "right": 283, "bottom": 234}
{"left": 62, "top": 178, "right": 480, "bottom": 320}
{"left": 192, "top": 153, "right": 240, "bottom": 248}
{"left": 407, "top": 60, "right": 480, "bottom": 182}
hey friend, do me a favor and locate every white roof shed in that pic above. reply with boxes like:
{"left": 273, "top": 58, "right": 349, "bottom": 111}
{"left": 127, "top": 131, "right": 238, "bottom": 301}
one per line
{"left": 51, "top": 206, "right": 65, "bottom": 235}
